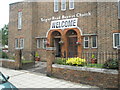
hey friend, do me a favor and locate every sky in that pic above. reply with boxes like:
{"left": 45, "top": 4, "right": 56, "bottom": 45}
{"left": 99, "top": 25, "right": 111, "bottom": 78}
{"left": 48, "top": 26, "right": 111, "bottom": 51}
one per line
{"left": 0, "top": 0, "right": 23, "bottom": 29}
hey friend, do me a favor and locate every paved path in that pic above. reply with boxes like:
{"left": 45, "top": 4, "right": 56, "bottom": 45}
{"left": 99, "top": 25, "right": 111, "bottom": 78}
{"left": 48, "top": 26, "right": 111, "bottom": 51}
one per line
{"left": 0, "top": 67, "right": 99, "bottom": 88}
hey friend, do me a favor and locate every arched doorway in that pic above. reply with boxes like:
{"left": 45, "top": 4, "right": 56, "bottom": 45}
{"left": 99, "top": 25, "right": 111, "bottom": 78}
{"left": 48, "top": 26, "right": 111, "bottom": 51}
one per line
{"left": 66, "top": 30, "right": 78, "bottom": 57}
{"left": 51, "top": 31, "right": 62, "bottom": 57}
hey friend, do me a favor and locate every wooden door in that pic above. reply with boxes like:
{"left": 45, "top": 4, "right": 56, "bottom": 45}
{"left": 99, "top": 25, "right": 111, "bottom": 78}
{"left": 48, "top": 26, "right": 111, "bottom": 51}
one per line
{"left": 68, "top": 37, "right": 77, "bottom": 57}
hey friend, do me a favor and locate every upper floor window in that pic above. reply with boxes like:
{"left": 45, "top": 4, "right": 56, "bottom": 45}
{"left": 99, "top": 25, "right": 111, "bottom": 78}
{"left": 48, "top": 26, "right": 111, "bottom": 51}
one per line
{"left": 113, "top": 33, "right": 120, "bottom": 48}
{"left": 91, "top": 36, "right": 97, "bottom": 48}
{"left": 84, "top": 36, "right": 89, "bottom": 48}
{"left": 69, "top": 0, "right": 74, "bottom": 10}
{"left": 61, "top": 0, "right": 66, "bottom": 11}
{"left": 18, "top": 11, "right": 22, "bottom": 29}
{"left": 54, "top": 0, "right": 59, "bottom": 12}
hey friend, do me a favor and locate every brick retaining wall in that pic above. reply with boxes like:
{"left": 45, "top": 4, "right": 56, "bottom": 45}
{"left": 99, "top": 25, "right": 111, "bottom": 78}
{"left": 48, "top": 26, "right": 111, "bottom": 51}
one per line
{"left": 0, "top": 59, "right": 16, "bottom": 69}
{"left": 52, "top": 64, "right": 118, "bottom": 88}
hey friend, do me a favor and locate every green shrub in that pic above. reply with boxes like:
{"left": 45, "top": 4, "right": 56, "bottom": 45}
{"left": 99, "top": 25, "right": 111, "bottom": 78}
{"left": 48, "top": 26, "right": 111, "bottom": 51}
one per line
{"left": 66, "top": 57, "right": 86, "bottom": 66}
{"left": 86, "top": 64, "right": 103, "bottom": 68}
{"left": 102, "top": 58, "right": 118, "bottom": 69}
{"left": 54, "top": 58, "right": 67, "bottom": 65}
{"left": 2, "top": 52, "right": 8, "bottom": 59}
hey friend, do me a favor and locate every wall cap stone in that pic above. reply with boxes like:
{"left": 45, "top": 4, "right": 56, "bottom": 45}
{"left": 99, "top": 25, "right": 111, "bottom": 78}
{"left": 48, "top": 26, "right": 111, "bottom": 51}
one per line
{"left": 0, "top": 59, "right": 15, "bottom": 62}
{"left": 52, "top": 64, "right": 118, "bottom": 74}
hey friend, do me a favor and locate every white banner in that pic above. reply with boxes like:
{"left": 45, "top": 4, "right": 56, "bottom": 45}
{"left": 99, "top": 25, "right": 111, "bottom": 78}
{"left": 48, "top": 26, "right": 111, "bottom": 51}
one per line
{"left": 50, "top": 18, "right": 78, "bottom": 30}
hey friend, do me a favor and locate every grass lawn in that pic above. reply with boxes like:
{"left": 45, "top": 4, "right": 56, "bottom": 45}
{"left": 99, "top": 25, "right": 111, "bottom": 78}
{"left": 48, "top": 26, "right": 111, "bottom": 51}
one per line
{"left": 85, "top": 63, "right": 103, "bottom": 68}
{"left": 22, "top": 60, "right": 34, "bottom": 64}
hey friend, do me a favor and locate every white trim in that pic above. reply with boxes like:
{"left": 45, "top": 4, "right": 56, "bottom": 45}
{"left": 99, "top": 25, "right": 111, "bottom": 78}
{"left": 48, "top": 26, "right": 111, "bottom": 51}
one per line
{"left": 61, "top": 0, "right": 66, "bottom": 11}
{"left": 113, "top": 33, "right": 120, "bottom": 48}
{"left": 69, "top": 0, "right": 74, "bottom": 10}
{"left": 37, "top": 39, "right": 40, "bottom": 48}
{"left": 84, "top": 36, "right": 89, "bottom": 48}
{"left": 43, "top": 38, "right": 47, "bottom": 49}
{"left": 91, "top": 36, "right": 97, "bottom": 48}
{"left": 83, "top": 34, "right": 97, "bottom": 36}
{"left": 54, "top": 0, "right": 59, "bottom": 12}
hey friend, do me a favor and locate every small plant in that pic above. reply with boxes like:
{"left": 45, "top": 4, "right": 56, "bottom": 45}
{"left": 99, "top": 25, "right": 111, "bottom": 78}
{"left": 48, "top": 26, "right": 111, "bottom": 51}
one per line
{"left": 102, "top": 58, "right": 118, "bottom": 69}
{"left": 92, "top": 54, "right": 95, "bottom": 59}
{"left": 91, "top": 54, "right": 97, "bottom": 64}
{"left": 35, "top": 52, "right": 39, "bottom": 57}
{"left": 35, "top": 52, "right": 40, "bottom": 61}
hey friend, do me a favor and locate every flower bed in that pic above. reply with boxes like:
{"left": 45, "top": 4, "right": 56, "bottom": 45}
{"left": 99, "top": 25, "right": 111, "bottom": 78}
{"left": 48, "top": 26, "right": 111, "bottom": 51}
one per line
{"left": 54, "top": 57, "right": 118, "bottom": 69}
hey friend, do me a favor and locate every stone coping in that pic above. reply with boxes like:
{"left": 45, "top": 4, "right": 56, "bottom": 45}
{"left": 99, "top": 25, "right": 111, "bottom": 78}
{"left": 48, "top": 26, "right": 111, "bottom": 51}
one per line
{"left": 52, "top": 64, "right": 118, "bottom": 74}
{"left": 0, "top": 59, "right": 15, "bottom": 62}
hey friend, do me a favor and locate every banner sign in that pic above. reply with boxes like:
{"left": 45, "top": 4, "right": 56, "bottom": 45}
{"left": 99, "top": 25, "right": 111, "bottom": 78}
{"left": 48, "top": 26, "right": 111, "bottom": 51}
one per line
{"left": 50, "top": 18, "right": 78, "bottom": 29}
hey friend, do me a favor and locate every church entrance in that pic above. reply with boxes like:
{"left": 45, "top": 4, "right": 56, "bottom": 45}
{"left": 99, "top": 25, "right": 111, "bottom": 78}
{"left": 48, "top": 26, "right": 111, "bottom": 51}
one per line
{"left": 51, "top": 31, "right": 61, "bottom": 57}
{"left": 66, "top": 30, "right": 78, "bottom": 57}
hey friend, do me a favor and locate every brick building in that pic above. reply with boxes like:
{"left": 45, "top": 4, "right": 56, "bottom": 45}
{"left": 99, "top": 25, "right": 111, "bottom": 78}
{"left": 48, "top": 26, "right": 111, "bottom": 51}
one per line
{"left": 8, "top": 1, "right": 120, "bottom": 61}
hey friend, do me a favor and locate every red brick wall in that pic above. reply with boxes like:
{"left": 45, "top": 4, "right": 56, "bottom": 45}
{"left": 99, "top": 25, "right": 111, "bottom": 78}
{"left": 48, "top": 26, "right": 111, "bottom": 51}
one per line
{"left": 52, "top": 65, "right": 118, "bottom": 88}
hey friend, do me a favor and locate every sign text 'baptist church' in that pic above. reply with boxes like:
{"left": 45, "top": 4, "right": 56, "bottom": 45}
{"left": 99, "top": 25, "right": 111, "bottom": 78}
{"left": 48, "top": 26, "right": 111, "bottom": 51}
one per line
{"left": 50, "top": 18, "right": 78, "bottom": 29}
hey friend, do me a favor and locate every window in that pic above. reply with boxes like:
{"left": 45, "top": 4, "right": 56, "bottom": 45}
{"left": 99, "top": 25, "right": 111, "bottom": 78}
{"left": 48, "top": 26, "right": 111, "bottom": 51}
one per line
{"left": 61, "top": 0, "right": 66, "bottom": 11}
{"left": 20, "top": 38, "right": 24, "bottom": 49}
{"left": 37, "top": 38, "right": 47, "bottom": 49}
{"left": 43, "top": 39, "right": 47, "bottom": 49}
{"left": 118, "top": 0, "right": 120, "bottom": 19}
{"left": 113, "top": 33, "right": 120, "bottom": 48}
{"left": 54, "top": 0, "right": 59, "bottom": 12}
{"left": 18, "top": 11, "right": 22, "bottom": 29}
{"left": 15, "top": 38, "right": 19, "bottom": 49}
{"left": 37, "top": 39, "right": 41, "bottom": 48}
{"left": 91, "top": 36, "right": 97, "bottom": 48}
{"left": 69, "top": 0, "right": 74, "bottom": 9}
{"left": 84, "top": 36, "right": 89, "bottom": 48}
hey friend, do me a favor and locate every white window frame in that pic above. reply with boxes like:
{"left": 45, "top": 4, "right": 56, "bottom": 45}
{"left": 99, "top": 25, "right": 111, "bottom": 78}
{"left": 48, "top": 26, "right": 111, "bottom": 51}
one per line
{"left": 15, "top": 38, "right": 19, "bottom": 49}
{"left": 18, "top": 12, "right": 22, "bottom": 29}
{"left": 20, "top": 38, "right": 24, "bottom": 49}
{"left": 84, "top": 36, "right": 89, "bottom": 48}
{"left": 43, "top": 39, "right": 47, "bottom": 49}
{"left": 113, "top": 33, "right": 120, "bottom": 48}
{"left": 69, "top": 0, "right": 74, "bottom": 10}
{"left": 61, "top": 0, "right": 66, "bottom": 11}
{"left": 91, "top": 36, "right": 97, "bottom": 48}
{"left": 37, "top": 39, "right": 41, "bottom": 48}
{"left": 54, "top": 0, "right": 59, "bottom": 12}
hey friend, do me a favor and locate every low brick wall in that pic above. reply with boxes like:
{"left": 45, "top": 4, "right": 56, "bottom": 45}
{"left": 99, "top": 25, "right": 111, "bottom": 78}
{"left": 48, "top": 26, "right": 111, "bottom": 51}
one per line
{"left": 0, "top": 59, "right": 35, "bottom": 69}
{"left": 0, "top": 59, "right": 16, "bottom": 69}
{"left": 22, "top": 62, "right": 35, "bottom": 69}
{"left": 52, "top": 64, "right": 118, "bottom": 88}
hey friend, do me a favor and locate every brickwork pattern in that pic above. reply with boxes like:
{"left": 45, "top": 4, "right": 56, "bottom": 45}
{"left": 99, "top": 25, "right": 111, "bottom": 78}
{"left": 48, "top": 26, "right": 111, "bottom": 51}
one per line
{"left": 52, "top": 67, "right": 118, "bottom": 88}
{"left": 9, "top": 2, "right": 119, "bottom": 60}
